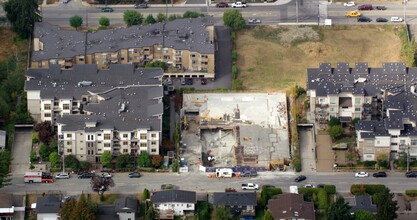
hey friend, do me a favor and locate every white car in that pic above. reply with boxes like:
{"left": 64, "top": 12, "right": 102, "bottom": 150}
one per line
{"left": 231, "top": 2, "right": 246, "bottom": 8}
{"left": 304, "top": 184, "right": 314, "bottom": 188}
{"left": 248, "top": 18, "right": 261, "bottom": 24}
{"left": 55, "top": 172, "right": 70, "bottom": 179}
{"left": 344, "top": 2, "right": 355, "bottom": 7}
{"left": 355, "top": 172, "right": 369, "bottom": 178}
{"left": 101, "top": 173, "right": 113, "bottom": 178}
{"left": 391, "top": 17, "right": 403, "bottom": 22}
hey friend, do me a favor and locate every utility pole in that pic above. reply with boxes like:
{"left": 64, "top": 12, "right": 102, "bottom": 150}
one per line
{"left": 407, "top": 145, "right": 410, "bottom": 172}
{"left": 296, "top": 0, "right": 299, "bottom": 24}
{"left": 317, "top": 0, "right": 320, "bottom": 26}
{"left": 165, "top": 0, "right": 168, "bottom": 18}
{"left": 404, "top": 0, "right": 407, "bottom": 23}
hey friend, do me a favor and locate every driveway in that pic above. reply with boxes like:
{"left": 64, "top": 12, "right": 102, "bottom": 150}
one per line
{"left": 316, "top": 134, "right": 334, "bottom": 172}
{"left": 213, "top": 25, "right": 232, "bottom": 89}
{"left": 298, "top": 126, "right": 316, "bottom": 173}
{"left": 11, "top": 128, "right": 32, "bottom": 176}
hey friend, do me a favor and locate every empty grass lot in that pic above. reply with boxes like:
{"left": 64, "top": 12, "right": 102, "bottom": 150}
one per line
{"left": 236, "top": 25, "right": 403, "bottom": 90}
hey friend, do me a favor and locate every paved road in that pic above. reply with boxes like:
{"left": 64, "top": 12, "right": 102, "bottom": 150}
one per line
{"left": 2, "top": 171, "right": 417, "bottom": 195}
{"left": 10, "top": 129, "right": 32, "bottom": 175}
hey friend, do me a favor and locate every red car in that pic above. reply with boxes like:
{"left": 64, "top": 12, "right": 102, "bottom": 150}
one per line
{"left": 201, "top": 79, "right": 207, "bottom": 85}
{"left": 216, "top": 2, "right": 229, "bottom": 8}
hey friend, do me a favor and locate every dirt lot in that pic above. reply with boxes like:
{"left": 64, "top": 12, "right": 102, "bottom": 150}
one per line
{"left": 0, "top": 28, "right": 27, "bottom": 63}
{"left": 236, "top": 25, "right": 403, "bottom": 90}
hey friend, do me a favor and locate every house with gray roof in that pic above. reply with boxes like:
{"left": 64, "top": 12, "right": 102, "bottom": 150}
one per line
{"left": 36, "top": 196, "right": 61, "bottom": 220}
{"left": 268, "top": 193, "right": 315, "bottom": 220}
{"left": 25, "top": 64, "right": 164, "bottom": 161}
{"left": 213, "top": 192, "right": 257, "bottom": 217}
{"left": 307, "top": 62, "right": 417, "bottom": 161}
{"left": 31, "top": 18, "right": 215, "bottom": 78}
{"left": 151, "top": 190, "right": 196, "bottom": 219}
{"left": 345, "top": 195, "right": 377, "bottom": 215}
{"left": 115, "top": 197, "right": 138, "bottom": 220}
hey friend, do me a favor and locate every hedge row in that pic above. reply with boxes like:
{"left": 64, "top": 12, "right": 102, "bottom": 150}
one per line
{"left": 298, "top": 188, "right": 328, "bottom": 209}
{"left": 351, "top": 184, "right": 386, "bottom": 195}
{"left": 260, "top": 188, "right": 282, "bottom": 207}
{"left": 324, "top": 185, "right": 336, "bottom": 195}
{"left": 405, "top": 190, "right": 417, "bottom": 197}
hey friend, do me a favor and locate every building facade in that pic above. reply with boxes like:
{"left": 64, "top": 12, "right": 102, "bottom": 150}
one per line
{"left": 307, "top": 62, "right": 417, "bottom": 161}
{"left": 151, "top": 190, "right": 196, "bottom": 219}
{"left": 31, "top": 18, "right": 215, "bottom": 78}
{"left": 25, "top": 64, "right": 163, "bottom": 161}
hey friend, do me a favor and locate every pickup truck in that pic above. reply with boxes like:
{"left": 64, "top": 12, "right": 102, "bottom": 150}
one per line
{"left": 231, "top": 2, "right": 246, "bottom": 8}
{"left": 241, "top": 183, "right": 259, "bottom": 190}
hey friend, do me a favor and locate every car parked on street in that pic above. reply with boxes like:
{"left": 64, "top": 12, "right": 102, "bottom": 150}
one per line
{"left": 185, "top": 78, "right": 193, "bottom": 85}
{"left": 101, "top": 7, "right": 114, "bottom": 12}
{"left": 373, "top": 172, "right": 387, "bottom": 178}
{"left": 345, "top": 11, "right": 361, "bottom": 17}
{"left": 355, "top": 172, "right": 369, "bottom": 178}
{"left": 248, "top": 18, "right": 261, "bottom": 24}
{"left": 406, "top": 171, "right": 417, "bottom": 178}
{"left": 200, "top": 78, "right": 207, "bottom": 85}
{"left": 304, "top": 184, "right": 314, "bottom": 188}
{"left": 295, "top": 175, "right": 306, "bottom": 182}
{"left": 55, "top": 172, "right": 70, "bottom": 179}
{"left": 241, "top": 170, "right": 258, "bottom": 177}
{"left": 376, "top": 18, "right": 388, "bottom": 22}
{"left": 262, "top": 184, "right": 276, "bottom": 189}
{"left": 231, "top": 1, "right": 246, "bottom": 8}
{"left": 180, "top": 78, "right": 186, "bottom": 85}
{"left": 344, "top": 2, "right": 355, "bottom": 7}
{"left": 77, "top": 173, "right": 95, "bottom": 179}
{"left": 357, "top": 17, "right": 372, "bottom": 22}
{"left": 134, "top": 3, "right": 148, "bottom": 8}
{"left": 358, "top": 4, "right": 373, "bottom": 10}
{"left": 391, "top": 17, "right": 403, "bottom": 22}
{"left": 101, "top": 173, "right": 113, "bottom": 178}
{"left": 376, "top": 6, "right": 386, "bottom": 10}
{"left": 317, "top": 184, "right": 325, "bottom": 188}
{"left": 128, "top": 172, "right": 141, "bottom": 178}
{"left": 216, "top": 2, "right": 229, "bottom": 8}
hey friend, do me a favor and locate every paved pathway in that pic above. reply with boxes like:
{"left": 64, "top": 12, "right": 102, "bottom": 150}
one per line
{"left": 316, "top": 134, "right": 334, "bottom": 172}
{"left": 11, "top": 128, "right": 32, "bottom": 175}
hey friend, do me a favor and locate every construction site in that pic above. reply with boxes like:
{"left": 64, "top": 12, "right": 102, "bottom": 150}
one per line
{"left": 181, "top": 93, "right": 290, "bottom": 171}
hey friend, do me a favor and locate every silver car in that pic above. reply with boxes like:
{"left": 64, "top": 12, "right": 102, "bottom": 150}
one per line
{"left": 55, "top": 172, "right": 70, "bottom": 179}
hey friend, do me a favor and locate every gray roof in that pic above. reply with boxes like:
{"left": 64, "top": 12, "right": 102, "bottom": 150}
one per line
{"left": 309, "top": 62, "right": 417, "bottom": 137}
{"left": 97, "top": 205, "right": 118, "bottom": 220}
{"left": 0, "top": 130, "right": 5, "bottom": 147}
{"left": 151, "top": 190, "right": 196, "bottom": 204}
{"left": 348, "top": 195, "right": 377, "bottom": 213}
{"left": 32, "top": 17, "right": 214, "bottom": 62}
{"left": 115, "top": 197, "right": 138, "bottom": 213}
{"left": 36, "top": 196, "right": 61, "bottom": 214}
{"left": 213, "top": 192, "right": 257, "bottom": 206}
{"left": 0, "top": 194, "right": 12, "bottom": 208}
{"left": 25, "top": 64, "right": 163, "bottom": 132}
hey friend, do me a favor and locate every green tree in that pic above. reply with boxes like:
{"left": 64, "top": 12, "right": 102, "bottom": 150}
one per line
{"left": 138, "top": 152, "right": 151, "bottom": 167}
{"left": 328, "top": 116, "right": 341, "bottom": 126}
{"left": 151, "top": 155, "right": 163, "bottom": 168}
{"left": 352, "top": 117, "right": 360, "bottom": 126}
{"left": 30, "top": 151, "right": 37, "bottom": 163}
{"left": 377, "top": 154, "right": 389, "bottom": 169}
{"left": 264, "top": 210, "right": 274, "bottom": 220}
{"left": 34, "top": 121, "right": 53, "bottom": 144}
{"left": 3, "top": 0, "right": 41, "bottom": 38}
{"left": 354, "top": 210, "right": 375, "bottom": 220}
{"left": 374, "top": 187, "right": 398, "bottom": 220}
{"left": 171, "top": 158, "right": 179, "bottom": 172}
{"left": 143, "top": 188, "right": 150, "bottom": 200}
{"left": 79, "top": 161, "right": 92, "bottom": 172}
{"left": 49, "top": 152, "right": 60, "bottom": 168}
{"left": 214, "top": 206, "right": 232, "bottom": 220}
{"left": 69, "top": 15, "right": 83, "bottom": 30}
{"left": 145, "top": 205, "right": 155, "bottom": 220}
{"left": 168, "top": 14, "right": 181, "bottom": 21}
{"left": 115, "top": 154, "right": 135, "bottom": 169}
{"left": 145, "top": 14, "right": 156, "bottom": 24}
{"left": 70, "top": 194, "right": 96, "bottom": 220}
{"left": 100, "top": 151, "right": 112, "bottom": 168}
{"left": 183, "top": 11, "right": 203, "bottom": 18}
{"left": 123, "top": 10, "right": 143, "bottom": 26}
{"left": 144, "top": 61, "right": 168, "bottom": 71}
{"left": 59, "top": 198, "right": 77, "bottom": 220}
{"left": 64, "top": 155, "right": 80, "bottom": 170}
{"left": 99, "top": 16, "right": 110, "bottom": 27}
{"left": 326, "top": 196, "right": 352, "bottom": 220}
{"left": 39, "top": 144, "right": 50, "bottom": 161}
{"left": 260, "top": 188, "right": 282, "bottom": 207}
{"left": 328, "top": 125, "right": 344, "bottom": 140}
{"left": 90, "top": 175, "right": 115, "bottom": 196}
{"left": 0, "top": 151, "right": 12, "bottom": 188}
{"left": 156, "top": 12, "right": 166, "bottom": 22}
{"left": 223, "top": 10, "right": 246, "bottom": 30}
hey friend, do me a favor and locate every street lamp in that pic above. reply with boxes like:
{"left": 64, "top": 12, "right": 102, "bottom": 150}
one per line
{"left": 404, "top": 0, "right": 407, "bottom": 23}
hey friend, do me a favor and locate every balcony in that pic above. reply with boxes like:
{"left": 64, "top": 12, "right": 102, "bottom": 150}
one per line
{"left": 241, "top": 209, "right": 255, "bottom": 216}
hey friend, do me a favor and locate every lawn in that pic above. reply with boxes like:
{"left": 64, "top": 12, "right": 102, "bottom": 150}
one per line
{"left": 236, "top": 25, "right": 403, "bottom": 90}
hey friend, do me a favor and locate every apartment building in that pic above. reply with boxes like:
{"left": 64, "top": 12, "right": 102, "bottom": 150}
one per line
{"left": 307, "top": 62, "right": 417, "bottom": 161}
{"left": 31, "top": 17, "right": 215, "bottom": 78}
{"left": 25, "top": 64, "right": 163, "bottom": 161}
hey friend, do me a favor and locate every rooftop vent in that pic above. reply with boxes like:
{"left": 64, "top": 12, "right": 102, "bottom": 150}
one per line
{"left": 78, "top": 81, "right": 93, "bottom": 87}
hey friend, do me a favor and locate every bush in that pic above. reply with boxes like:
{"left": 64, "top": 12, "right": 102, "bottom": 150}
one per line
{"left": 328, "top": 116, "right": 340, "bottom": 126}
{"left": 351, "top": 184, "right": 386, "bottom": 195}
{"left": 298, "top": 188, "right": 319, "bottom": 201}
{"left": 405, "top": 190, "right": 417, "bottom": 197}
{"left": 292, "top": 157, "right": 302, "bottom": 172}
{"left": 324, "top": 185, "right": 336, "bottom": 195}
{"left": 260, "top": 188, "right": 282, "bottom": 207}
{"left": 231, "top": 31, "right": 236, "bottom": 42}
{"left": 363, "top": 161, "right": 377, "bottom": 167}
{"left": 231, "top": 51, "right": 237, "bottom": 62}
{"left": 317, "top": 189, "right": 328, "bottom": 209}
{"left": 232, "top": 79, "right": 243, "bottom": 90}
{"left": 183, "top": 11, "right": 203, "bottom": 18}
{"left": 232, "top": 65, "right": 238, "bottom": 79}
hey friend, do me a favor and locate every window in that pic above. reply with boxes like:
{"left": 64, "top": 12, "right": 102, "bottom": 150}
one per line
{"left": 102, "top": 54, "right": 107, "bottom": 58}
{"left": 123, "top": 141, "right": 128, "bottom": 145}
{"left": 104, "top": 143, "right": 111, "bottom": 147}
{"left": 98, "top": 134, "right": 102, "bottom": 136}
{"left": 392, "top": 136, "right": 398, "bottom": 138}
{"left": 79, "top": 56, "right": 85, "bottom": 61}
{"left": 163, "top": 48, "right": 169, "bottom": 54}
{"left": 330, "top": 107, "right": 335, "bottom": 112}
{"left": 201, "top": 55, "right": 208, "bottom": 58}
{"left": 123, "top": 149, "right": 128, "bottom": 153}
{"left": 63, "top": 104, "right": 70, "bottom": 110}
{"left": 123, "top": 134, "right": 128, "bottom": 138}
{"left": 401, "top": 140, "right": 406, "bottom": 144}
{"left": 67, "top": 149, "right": 72, "bottom": 153}
{"left": 355, "top": 107, "right": 361, "bottom": 112}
{"left": 54, "top": 101, "right": 59, "bottom": 106}
{"left": 67, "top": 141, "right": 72, "bottom": 145}
{"left": 140, "top": 134, "right": 147, "bottom": 140}
{"left": 87, "top": 142, "right": 94, "bottom": 148}
{"left": 151, "top": 148, "right": 156, "bottom": 152}
{"left": 44, "top": 104, "right": 51, "bottom": 110}
{"left": 140, "top": 143, "right": 147, "bottom": 147}
{"left": 355, "top": 98, "right": 361, "bottom": 105}
{"left": 44, "top": 113, "right": 51, "bottom": 117}
{"left": 67, "top": 134, "right": 72, "bottom": 138}
{"left": 80, "top": 148, "right": 83, "bottom": 151}
{"left": 151, "top": 134, "right": 156, "bottom": 138}
{"left": 412, "top": 140, "right": 417, "bottom": 145}
{"left": 330, "top": 98, "right": 336, "bottom": 104}
{"left": 191, "top": 54, "right": 196, "bottom": 58}
{"left": 151, "top": 141, "right": 157, "bottom": 145}
{"left": 104, "top": 134, "right": 111, "bottom": 140}
{"left": 201, "top": 62, "right": 208, "bottom": 65}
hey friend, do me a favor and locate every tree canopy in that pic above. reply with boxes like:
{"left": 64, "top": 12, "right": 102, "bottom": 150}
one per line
{"left": 214, "top": 206, "right": 233, "bottom": 220}
{"left": 3, "top": 0, "right": 41, "bottom": 38}
{"left": 90, "top": 175, "right": 115, "bottom": 196}
{"left": 264, "top": 210, "right": 274, "bottom": 220}
{"left": 138, "top": 152, "right": 151, "bottom": 167}
{"left": 328, "top": 125, "right": 344, "bottom": 140}
{"left": 156, "top": 13, "right": 166, "bottom": 22}
{"left": 49, "top": 152, "right": 60, "bottom": 168}
{"left": 145, "top": 14, "right": 156, "bottom": 24}
{"left": 115, "top": 154, "right": 135, "bottom": 169}
{"left": 183, "top": 11, "right": 203, "bottom": 18}
{"left": 354, "top": 210, "right": 375, "bottom": 220}
{"left": 374, "top": 187, "right": 398, "bottom": 220}
{"left": 100, "top": 151, "right": 112, "bottom": 168}
{"left": 69, "top": 15, "right": 83, "bottom": 29}
{"left": 326, "top": 196, "right": 353, "bottom": 220}
{"left": 99, "top": 17, "right": 110, "bottom": 27}
{"left": 223, "top": 10, "right": 246, "bottom": 31}
{"left": 0, "top": 151, "right": 12, "bottom": 188}
{"left": 123, "top": 10, "right": 143, "bottom": 26}
{"left": 64, "top": 155, "right": 80, "bottom": 170}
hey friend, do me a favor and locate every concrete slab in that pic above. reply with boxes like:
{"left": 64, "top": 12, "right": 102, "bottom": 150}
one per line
{"left": 11, "top": 128, "right": 32, "bottom": 176}
{"left": 316, "top": 134, "right": 334, "bottom": 172}
{"left": 298, "top": 126, "right": 316, "bottom": 173}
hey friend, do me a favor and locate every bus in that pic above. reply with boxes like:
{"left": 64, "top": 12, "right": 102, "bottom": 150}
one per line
{"left": 24, "top": 171, "right": 54, "bottom": 183}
